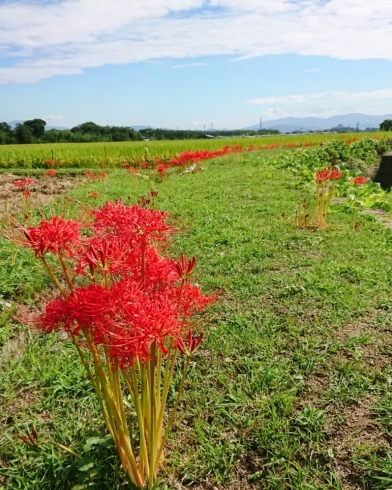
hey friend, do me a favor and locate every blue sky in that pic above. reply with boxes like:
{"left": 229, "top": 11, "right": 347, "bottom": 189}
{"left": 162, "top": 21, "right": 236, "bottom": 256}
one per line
{"left": 0, "top": 0, "right": 392, "bottom": 129}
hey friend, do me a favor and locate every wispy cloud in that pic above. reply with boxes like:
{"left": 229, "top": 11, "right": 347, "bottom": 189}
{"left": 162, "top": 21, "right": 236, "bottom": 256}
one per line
{"left": 173, "top": 62, "right": 206, "bottom": 68}
{"left": 304, "top": 68, "right": 320, "bottom": 73}
{"left": 45, "top": 115, "right": 66, "bottom": 121}
{"left": 0, "top": 0, "right": 392, "bottom": 84}
{"left": 248, "top": 89, "right": 392, "bottom": 119}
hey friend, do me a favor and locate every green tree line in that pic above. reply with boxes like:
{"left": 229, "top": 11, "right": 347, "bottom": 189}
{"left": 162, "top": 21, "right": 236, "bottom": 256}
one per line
{"left": 0, "top": 119, "right": 280, "bottom": 145}
{"left": 0, "top": 120, "right": 142, "bottom": 145}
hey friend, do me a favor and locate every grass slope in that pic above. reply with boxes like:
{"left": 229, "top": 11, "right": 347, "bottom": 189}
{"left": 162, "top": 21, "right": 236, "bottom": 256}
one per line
{"left": 1, "top": 151, "right": 392, "bottom": 489}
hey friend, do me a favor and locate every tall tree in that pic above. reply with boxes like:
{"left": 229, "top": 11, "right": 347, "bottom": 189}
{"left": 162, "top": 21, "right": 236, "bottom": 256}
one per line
{"left": 15, "top": 124, "right": 34, "bottom": 144}
{"left": 0, "top": 122, "right": 12, "bottom": 133}
{"left": 380, "top": 119, "right": 392, "bottom": 131}
{"left": 23, "top": 118, "right": 46, "bottom": 139}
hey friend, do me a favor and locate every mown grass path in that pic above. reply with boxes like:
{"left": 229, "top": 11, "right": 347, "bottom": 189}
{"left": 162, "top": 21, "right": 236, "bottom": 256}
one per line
{"left": 1, "top": 151, "right": 392, "bottom": 489}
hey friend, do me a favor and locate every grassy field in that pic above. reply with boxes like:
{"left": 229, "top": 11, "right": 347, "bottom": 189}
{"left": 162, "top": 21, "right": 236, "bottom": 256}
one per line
{"left": 1, "top": 148, "right": 392, "bottom": 489}
{"left": 0, "top": 132, "right": 388, "bottom": 169}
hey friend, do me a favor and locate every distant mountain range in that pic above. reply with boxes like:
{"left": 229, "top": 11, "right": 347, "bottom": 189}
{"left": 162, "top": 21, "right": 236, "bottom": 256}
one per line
{"left": 6, "top": 120, "right": 69, "bottom": 130}
{"left": 4, "top": 115, "right": 391, "bottom": 134}
{"left": 245, "top": 113, "right": 392, "bottom": 133}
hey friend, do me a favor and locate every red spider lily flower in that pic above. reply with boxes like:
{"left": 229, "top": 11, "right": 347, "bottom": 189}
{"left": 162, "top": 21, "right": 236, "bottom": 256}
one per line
{"left": 137, "top": 196, "right": 151, "bottom": 208}
{"left": 76, "top": 235, "right": 129, "bottom": 276}
{"left": 37, "top": 285, "right": 112, "bottom": 335}
{"left": 157, "top": 164, "right": 171, "bottom": 175}
{"left": 23, "top": 190, "right": 31, "bottom": 198}
{"left": 121, "top": 161, "right": 130, "bottom": 168}
{"left": 99, "top": 172, "right": 107, "bottom": 179}
{"left": 315, "top": 168, "right": 341, "bottom": 183}
{"left": 177, "top": 330, "right": 204, "bottom": 356}
{"left": 13, "top": 178, "right": 35, "bottom": 188}
{"left": 149, "top": 190, "right": 158, "bottom": 198}
{"left": 89, "top": 192, "right": 100, "bottom": 198}
{"left": 45, "top": 169, "right": 57, "bottom": 177}
{"left": 84, "top": 171, "right": 97, "bottom": 180}
{"left": 329, "top": 169, "right": 341, "bottom": 180}
{"left": 171, "top": 283, "right": 216, "bottom": 318}
{"left": 172, "top": 254, "right": 196, "bottom": 281}
{"left": 315, "top": 169, "right": 330, "bottom": 183}
{"left": 127, "top": 166, "right": 138, "bottom": 173}
{"left": 352, "top": 176, "right": 367, "bottom": 185}
{"left": 16, "top": 216, "right": 81, "bottom": 258}
{"left": 91, "top": 201, "right": 173, "bottom": 244}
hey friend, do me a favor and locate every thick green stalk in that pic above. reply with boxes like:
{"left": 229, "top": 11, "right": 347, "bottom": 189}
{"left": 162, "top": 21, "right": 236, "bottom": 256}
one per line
{"left": 156, "top": 348, "right": 178, "bottom": 436}
{"left": 153, "top": 355, "right": 191, "bottom": 475}
{"left": 83, "top": 330, "right": 144, "bottom": 487}
{"left": 41, "top": 256, "right": 68, "bottom": 299}
{"left": 122, "top": 369, "right": 149, "bottom": 479}
{"left": 148, "top": 343, "right": 156, "bottom": 489}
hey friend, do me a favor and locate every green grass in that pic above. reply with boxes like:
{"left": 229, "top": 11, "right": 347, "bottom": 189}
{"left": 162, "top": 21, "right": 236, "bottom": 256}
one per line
{"left": 1, "top": 149, "right": 392, "bottom": 489}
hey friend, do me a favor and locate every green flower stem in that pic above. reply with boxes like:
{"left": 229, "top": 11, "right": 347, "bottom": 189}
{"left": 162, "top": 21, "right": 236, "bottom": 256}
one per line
{"left": 156, "top": 348, "right": 178, "bottom": 437}
{"left": 153, "top": 355, "right": 191, "bottom": 476}
{"left": 58, "top": 252, "right": 75, "bottom": 293}
{"left": 83, "top": 330, "right": 143, "bottom": 487}
{"left": 41, "top": 256, "right": 68, "bottom": 299}
{"left": 122, "top": 368, "right": 149, "bottom": 479}
{"left": 148, "top": 343, "right": 157, "bottom": 489}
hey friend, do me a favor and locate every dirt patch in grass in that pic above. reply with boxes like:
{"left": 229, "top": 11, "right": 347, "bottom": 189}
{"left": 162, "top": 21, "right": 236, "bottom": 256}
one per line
{"left": 0, "top": 173, "right": 80, "bottom": 220}
{"left": 326, "top": 397, "right": 389, "bottom": 490}
{"left": 299, "top": 373, "right": 330, "bottom": 408}
{"left": 1, "top": 328, "right": 28, "bottom": 364}
{"left": 325, "top": 317, "right": 391, "bottom": 488}
{"left": 362, "top": 208, "right": 392, "bottom": 229}
{"left": 335, "top": 319, "right": 392, "bottom": 372}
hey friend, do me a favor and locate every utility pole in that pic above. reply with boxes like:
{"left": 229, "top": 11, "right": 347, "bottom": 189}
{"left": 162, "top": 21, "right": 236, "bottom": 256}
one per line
{"left": 211, "top": 123, "right": 213, "bottom": 132}
{"left": 203, "top": 124, "right": 205, "bottom": 132}
{"left": 260, "top": 117, "right": 262, "bottom": 132}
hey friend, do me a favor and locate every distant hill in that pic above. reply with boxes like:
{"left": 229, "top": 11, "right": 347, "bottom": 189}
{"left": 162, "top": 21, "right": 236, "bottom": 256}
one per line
{"left": 245, "top": 113, "right": 392, "bottom": 132}
{"left": 7, "top": 120, "right": 23, "bottom": 129}
{"left": 131, "top": 126, "right": 150, "bottom": 131}
{"left": 5, "top": 121, "right": 150, "bottom": 131}
{"left": 46, "top": 125, "right": 70, "bottom": 130}
{"left": 6, "top": 120, "right": 69, "bottom": 131}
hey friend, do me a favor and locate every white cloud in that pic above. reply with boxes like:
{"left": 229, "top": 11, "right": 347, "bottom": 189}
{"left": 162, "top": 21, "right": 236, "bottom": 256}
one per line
{"left": 0, "top": 0, "right": 392, "bottom": 84}
{"left": 248, "top": 89, "right": 392, "bottom": 119}
{"left": 45, "top": 115, "right": 66, "bottom": 121}
{"left": 173, "top": 62, "right": 206, "bottom": 68}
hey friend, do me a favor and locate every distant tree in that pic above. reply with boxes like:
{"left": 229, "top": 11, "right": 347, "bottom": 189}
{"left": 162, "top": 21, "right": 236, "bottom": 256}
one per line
{"left": 71, "top": 122, "right": 101, "bottom": 134}
{"left": 43, "top": 129, "right": 62, "bottom": 143}
{"left": 23, "top": 118, "right": 46, "bottom": 139}
{"left": 0, "top": 122, "right": 12, "bottom": 133}
{"left": 0, "top": 122, "right": 13, "bottom": 144}
{"left": 15, "top": 123, "right": 34, "bottom": 144}
{"left": 380, "top": 119, "right": 392, "bottom": 131}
